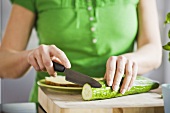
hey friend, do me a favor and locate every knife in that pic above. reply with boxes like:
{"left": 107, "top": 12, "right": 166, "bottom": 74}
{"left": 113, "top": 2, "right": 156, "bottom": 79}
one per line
{"left": 53, "top": 62, "right": 102, "bottom": 88}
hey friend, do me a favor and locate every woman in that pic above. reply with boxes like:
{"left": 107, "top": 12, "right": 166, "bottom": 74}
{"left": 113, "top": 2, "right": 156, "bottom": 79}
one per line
{"left": 0, "top": 0, "right": 162, "bottom": 102}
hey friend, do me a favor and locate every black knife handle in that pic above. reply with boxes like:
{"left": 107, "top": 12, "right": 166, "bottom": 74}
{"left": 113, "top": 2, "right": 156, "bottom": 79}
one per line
{"left": 53, "top": 61, "right": 65, "bottom": 72}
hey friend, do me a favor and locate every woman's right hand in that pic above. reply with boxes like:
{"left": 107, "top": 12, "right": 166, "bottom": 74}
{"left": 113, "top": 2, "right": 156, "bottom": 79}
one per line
{"left": 27, "top": 44, "right": 71, "bottom": 76}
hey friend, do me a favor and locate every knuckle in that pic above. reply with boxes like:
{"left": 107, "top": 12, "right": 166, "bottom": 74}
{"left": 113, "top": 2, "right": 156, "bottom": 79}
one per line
{"left": 107, "top": 56, "right": 116, "bottom": 71}
{"left": 50, "top": 44, "right": 56, "bottom": 48}
{"left": 44, "top": 61, "right": 52, "bottom": 67}
{"left": 118, "top": 55, "right": 125, "bottom": 60}
{"left": 109, "top": 56, "right": 117, "bottom": 62}
{"left": 126, "top": 70, "right": 132, "bottom": 76}
{"left": 34, "top": 66, "right": 40, "bottom": 71}
{"left": 40, "top": 66, "right": 46, "bottom": 71}
{"left": 39, "top": 44, "right": 46, "bottom": 49}
{"left": 117, "top": 67, "right": 123, "bottom": 74}
{"left": 50, "top": 45, "right": 57, "bottom": 51}
{"left": 39, "top": 44, "right": 46, "bottom": 52}
{"left": 59, "top": 50, "right": 65, "bottom": 55}
{"left": 113, "top": 82, "right": 119, "bottom": 86}
{"left": 29, "top": 54, "right": 34, "bottom": 61}
{"left": 59, "top": 50, "right": 65, "bottom": 56}
{"left": 109, "top": 68, "right": 114, "bottom": 72}
{"left": 118, "top": 56, "right": 127, "bottom": 63}
{"left": 107, "top": 77, "right": 113, "bottom": 82}
{"left": 113, "top": 80, "right": 119, "bottom": 86}
{"left": 34, "top": 50, "right": 40, "bottom": 57}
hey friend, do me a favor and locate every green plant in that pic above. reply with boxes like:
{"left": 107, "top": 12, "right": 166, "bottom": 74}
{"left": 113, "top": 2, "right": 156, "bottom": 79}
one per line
{"left": 163, "top": 12, "right": 170, "bottom": 61}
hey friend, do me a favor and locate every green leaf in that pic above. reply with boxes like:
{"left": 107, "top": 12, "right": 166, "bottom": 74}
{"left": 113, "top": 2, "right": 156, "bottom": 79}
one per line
{"left": 169, "top": 30, "right": 170, "bottom": 39}
{"left": 163, "top": 42, "right": 170, "bottom": 51}
{"left": 168, "top": 42, "right": 170, "bottom": 46}
{"left": 164, "top": 12, "right": 170, "bottom": 24}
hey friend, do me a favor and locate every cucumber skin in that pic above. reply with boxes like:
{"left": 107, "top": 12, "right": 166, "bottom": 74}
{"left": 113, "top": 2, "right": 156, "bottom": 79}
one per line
{"left": 83, "top": 76, "right": 159, "bottom": 101}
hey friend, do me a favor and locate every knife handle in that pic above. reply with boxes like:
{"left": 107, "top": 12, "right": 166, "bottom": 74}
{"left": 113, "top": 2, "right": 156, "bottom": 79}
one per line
{"left": 53, "top": 61, "right": 65, "bottom": 72}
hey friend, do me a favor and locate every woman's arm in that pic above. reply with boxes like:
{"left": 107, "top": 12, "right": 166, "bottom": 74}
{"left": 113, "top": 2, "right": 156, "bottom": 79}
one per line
{"left": 124, "top": 0, "right": 162, "bottom": 73}
{"left": 105, "top": 0, "right": 162, "bottom": 94}
{"left": 0, "top": 4, "right": 71, "bottom": 78}
{"left": 0, "top": 4, "right": 35, "bottom": 78}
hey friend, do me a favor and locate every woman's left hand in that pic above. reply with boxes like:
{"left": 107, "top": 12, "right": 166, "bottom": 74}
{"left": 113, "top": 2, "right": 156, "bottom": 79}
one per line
{"left": 104, "top": 55, "right": 138, "bottom": 94}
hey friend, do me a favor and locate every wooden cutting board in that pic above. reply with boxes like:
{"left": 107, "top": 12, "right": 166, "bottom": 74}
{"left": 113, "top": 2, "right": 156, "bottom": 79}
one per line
{"left": 38, "top": 87, "right": 164, "bottom": 113}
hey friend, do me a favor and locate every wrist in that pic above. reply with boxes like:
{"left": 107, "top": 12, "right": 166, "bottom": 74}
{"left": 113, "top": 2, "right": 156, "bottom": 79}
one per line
{"left": 24, "top": 50, "right": 33, "bottom": 66}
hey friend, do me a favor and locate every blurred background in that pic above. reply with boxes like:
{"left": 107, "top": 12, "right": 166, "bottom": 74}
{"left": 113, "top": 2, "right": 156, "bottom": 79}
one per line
{"left": 0, "top": 0, "right": 170, "bottom": 103}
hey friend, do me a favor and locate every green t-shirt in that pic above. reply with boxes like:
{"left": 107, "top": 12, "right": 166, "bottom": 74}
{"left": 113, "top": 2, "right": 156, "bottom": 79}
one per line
{"left": 11, "top": 0, "right": 139, "bottom": 102}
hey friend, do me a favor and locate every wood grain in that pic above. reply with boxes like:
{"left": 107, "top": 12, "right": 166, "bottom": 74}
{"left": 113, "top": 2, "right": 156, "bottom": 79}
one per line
{"left": 38, "top": 87, "right": 164, "bottom": 113}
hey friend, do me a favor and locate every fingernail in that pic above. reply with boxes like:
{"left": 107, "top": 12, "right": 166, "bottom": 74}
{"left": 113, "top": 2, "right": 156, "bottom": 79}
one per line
{"left": 108, "top": 81, "right": 112, "bottom": 86}
{"left": 121, "top": 89, "right": 126, "bottom": 94}
{"left": 66, "top": 63, "right": 71, "bottom": 68}
{"left": 54, "top": 72, "right": 57, "bottom": 77}
{"left": 35, "top": 67, "right": 39, "bottom": 71}
{"left": 113, "top": 85, "right": 119, "bottom": 92}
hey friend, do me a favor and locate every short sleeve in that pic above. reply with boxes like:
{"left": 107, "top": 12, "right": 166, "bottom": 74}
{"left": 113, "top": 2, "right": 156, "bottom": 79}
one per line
{"left": 10, "top": 0, "right": 36, "bottom": 13}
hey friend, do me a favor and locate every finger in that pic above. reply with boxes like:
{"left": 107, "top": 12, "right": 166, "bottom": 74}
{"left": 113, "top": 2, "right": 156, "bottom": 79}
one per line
{"left": 106, "top": 56, "right": 117, "bottom": 86}
{"left": 51, "top": 57, "right": 62, "bottom": 65}
{"left": 27, "top": 52, "right": 40, "bottom": 71}
{"left": 120, "top": 60, "right": 133, "bottom": 94}
{"left": 39, "top": 45, "right": 56, "bottom": 76}
{"left": 42, "top": 54, "right": 56, "bottom": 76}
{"left": 50, "top": 45, "right": 71, "bottom": 68}
{"left": 112, "top": 56, "right": 126, "bottom": 91}
{"left": 34, "top": 50, "right": 46, "bottom": 71}
{"left": 128, "top": 62, "right": 138, "bottom": 91}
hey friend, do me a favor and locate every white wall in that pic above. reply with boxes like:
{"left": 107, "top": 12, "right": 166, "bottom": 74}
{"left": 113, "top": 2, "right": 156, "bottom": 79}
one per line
{"left": 1, "top": 0, "right": 170, "bottom": 103}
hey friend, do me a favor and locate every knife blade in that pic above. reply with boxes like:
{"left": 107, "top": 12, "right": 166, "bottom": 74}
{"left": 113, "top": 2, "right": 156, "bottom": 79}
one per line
{"left": 53, "top": 62, "right": 102, "bottom": 88}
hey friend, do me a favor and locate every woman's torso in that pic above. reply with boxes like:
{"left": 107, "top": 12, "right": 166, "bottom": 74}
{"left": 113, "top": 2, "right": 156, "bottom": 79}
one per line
{"left": 35, "top": 0, "right": 139, "bottom": 78}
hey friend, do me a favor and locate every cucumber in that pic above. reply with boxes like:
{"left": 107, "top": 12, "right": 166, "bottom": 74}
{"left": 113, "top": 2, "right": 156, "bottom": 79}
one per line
{"left": 82, "top": 76, "right": 159, "bottom": 101}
